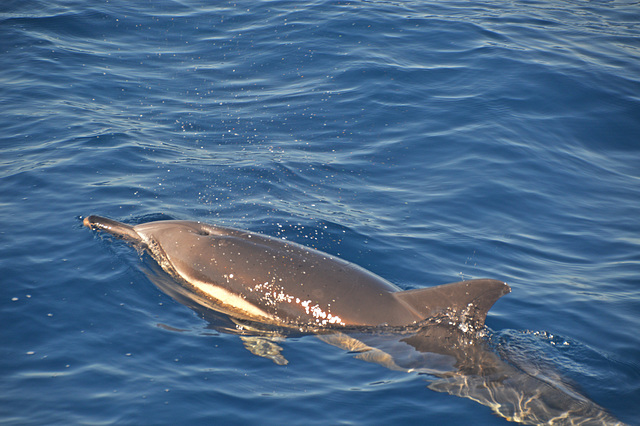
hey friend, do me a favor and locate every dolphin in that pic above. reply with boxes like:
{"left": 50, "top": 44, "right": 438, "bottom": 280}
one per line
{"left": 83, "top": 215, "right": 625, "bottom": 425}
{"left": 83, "top": 215, "right": 509, "bottom": 331}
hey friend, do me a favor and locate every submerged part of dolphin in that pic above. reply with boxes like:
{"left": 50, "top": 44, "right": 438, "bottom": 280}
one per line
{"left": 320, "top": 327, "right": 625, "bottom": 426}
{"left": 83, "top": 215, "right": 510, "bottom": 331}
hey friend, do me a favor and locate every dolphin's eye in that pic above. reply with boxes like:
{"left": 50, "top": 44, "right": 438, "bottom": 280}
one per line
{"left": 196, "top": 229, "right": 210, "bottom": 236}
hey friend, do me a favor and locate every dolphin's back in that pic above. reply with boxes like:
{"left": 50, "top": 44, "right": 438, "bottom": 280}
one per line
{"left": 135, "top": 220, "right": 423, "bottom": 327}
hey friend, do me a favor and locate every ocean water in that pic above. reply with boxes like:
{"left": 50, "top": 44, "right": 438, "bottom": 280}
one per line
{"left": 1, "top": 0, "right": 639, "bottom": 424}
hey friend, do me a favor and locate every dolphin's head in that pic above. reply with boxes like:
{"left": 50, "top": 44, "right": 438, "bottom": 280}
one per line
{"left": 83, "top": 215, "right": 227, "bottom": 248}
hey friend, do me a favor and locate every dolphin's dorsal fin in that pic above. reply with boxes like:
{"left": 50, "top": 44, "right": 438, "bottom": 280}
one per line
{"left": 393, "top": 279, "right": 510, "bottom": 329}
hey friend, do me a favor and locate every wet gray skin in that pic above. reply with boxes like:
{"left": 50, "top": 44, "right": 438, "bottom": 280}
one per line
{"left": 83, "top": 215, "right": 509, "bottom": 331}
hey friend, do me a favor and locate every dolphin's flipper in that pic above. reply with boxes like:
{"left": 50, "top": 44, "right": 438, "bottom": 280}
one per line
{"left": 317, "top": 332, "right": 405, "bottom": 371}
{"left": 394, "top": 279, "right": 510, "bottom": 330}
{"left": 239, "top": 336, "right": 288, "bottom": 365}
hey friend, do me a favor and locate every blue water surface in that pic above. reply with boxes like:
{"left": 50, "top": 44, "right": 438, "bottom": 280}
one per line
{"left": 1, "top": 0, "right": 639, "bottom": 424}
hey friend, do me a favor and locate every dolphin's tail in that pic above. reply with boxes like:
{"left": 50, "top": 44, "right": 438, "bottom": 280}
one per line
{"left": 83, "top": 215, "right": 141, "bottom": 243}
